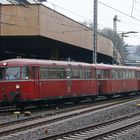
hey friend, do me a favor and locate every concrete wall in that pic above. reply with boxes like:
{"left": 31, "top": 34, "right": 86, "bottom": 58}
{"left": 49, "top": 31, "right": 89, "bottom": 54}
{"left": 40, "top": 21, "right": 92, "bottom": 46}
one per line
{"left": 38, "top": 5, "right": 93, "bottom": 51}
{"left": 0, "top": 4, "right": 120, "bottom": 60}
{"left": 0, "top": 4, "right": 39, "bottom": 35}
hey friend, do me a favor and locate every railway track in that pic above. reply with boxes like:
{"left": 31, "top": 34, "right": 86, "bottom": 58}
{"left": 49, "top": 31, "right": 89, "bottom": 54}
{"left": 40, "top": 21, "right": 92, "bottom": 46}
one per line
{"left": 39, "top": 112, "right": 140, "bottom": 140}
{"left": 0, "top": 97, "right": 136, "bottom": 138}
{"left": 0, "top": 106, "right": 17, "bottom": 113}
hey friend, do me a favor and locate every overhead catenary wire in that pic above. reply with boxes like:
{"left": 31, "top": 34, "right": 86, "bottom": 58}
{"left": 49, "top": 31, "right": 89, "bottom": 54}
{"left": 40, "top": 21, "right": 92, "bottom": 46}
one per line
{"left": 45, "top": 0, "right": 140, "bottom": 32}
{"left": 131, "top": 0, "right": 135, "bottom": 17}
{"left": 1, "top": 0, "right": 140, "bottom": 34}
{"left": 98, "top": 0, "right": 140, "bottom": 22}
{"left": 0, "top": 2, "right": 93, "bottom": 31}
{"left": 2, "top": 0, "right": 140, "bottom": 29}
{"left": 3, "top": 0, "right": 140, "bottom": 24}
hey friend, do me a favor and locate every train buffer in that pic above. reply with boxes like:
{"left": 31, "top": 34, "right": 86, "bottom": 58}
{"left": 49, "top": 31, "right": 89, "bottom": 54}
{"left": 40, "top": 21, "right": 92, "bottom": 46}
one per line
{"left": 24, "top": 111, "right": 31, "bottom": 117}
{"left": 135, "top": 103, "right": 140, "bottom": 108}
{"left": 14, "top": 111, "right": 20, "bottom": 119}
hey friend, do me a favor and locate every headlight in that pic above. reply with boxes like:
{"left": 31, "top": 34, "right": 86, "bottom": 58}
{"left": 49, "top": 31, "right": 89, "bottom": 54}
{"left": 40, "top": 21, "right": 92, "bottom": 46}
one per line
{"left": 3, "top": 62, "right": 7, "bottom": 66}
{"left": 16, "top": 84, "right": 20, "bottom": 89}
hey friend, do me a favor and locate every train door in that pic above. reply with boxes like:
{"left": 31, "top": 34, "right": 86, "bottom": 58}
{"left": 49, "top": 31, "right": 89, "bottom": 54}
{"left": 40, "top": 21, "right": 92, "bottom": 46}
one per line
{"left": 32, "top": 66, "right": 40, "bottom": 99}
{"left": 96, "top": 68, "right": 109, "bottom": 95}
{"left": 96, "top": 69, "right": 102, "bottom": 95}
{"left": 39, "top": 66, "right": 50, "bottom": 98}
{"left": 39, "top": 66, "right": 69, "bottom": 98}
{"left": 66, "top": 67, "right": 72, "bottom": 94}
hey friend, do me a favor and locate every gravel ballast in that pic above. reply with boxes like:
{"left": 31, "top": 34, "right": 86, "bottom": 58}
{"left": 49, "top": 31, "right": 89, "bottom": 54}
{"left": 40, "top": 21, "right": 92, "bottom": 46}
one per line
{"left": 1, "top": 98, "right": 140, "bottom": 140}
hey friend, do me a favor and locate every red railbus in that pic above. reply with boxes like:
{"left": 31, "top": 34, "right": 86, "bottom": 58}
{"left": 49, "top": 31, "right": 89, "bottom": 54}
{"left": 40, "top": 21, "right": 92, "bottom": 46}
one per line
{"left": 96, "top": 64, "right": 140, "bottom": 98}
{"left": 0, "top": 58, "right": 140, "bottom": 107}
{"left": 0, "top": 58, "right": 97, "bottom": 106}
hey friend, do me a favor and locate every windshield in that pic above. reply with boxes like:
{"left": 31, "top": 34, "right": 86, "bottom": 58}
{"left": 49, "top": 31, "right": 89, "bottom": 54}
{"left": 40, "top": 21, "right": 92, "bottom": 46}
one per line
{"left": 0, "top": 66, "right": 31, "bottom": 80}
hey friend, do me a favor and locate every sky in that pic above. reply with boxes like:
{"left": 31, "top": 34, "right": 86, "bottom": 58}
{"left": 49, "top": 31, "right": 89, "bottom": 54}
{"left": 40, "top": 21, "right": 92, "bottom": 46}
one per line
{"left": 43, "top": 0, "right": 140, "bottom": 46}
{"left": 1, "top": 0, "right": 140, "bottom": 46}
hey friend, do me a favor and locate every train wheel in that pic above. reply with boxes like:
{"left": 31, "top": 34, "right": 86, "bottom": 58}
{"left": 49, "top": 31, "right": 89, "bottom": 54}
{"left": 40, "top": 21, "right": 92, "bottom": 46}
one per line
{"left": 122, "top": 93, "right": 129, "bottom": 97}
{"left": 91, "top": 95, "right": 98, "bottom": 101}
{"left": 106, "top": 95, "right": 113, "bottom": 99}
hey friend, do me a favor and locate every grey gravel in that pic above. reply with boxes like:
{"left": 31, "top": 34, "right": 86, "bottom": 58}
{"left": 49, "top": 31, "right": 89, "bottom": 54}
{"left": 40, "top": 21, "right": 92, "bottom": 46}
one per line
{"left": 1, "top": 98, "right": 140, "bottom": 140}
{"left": 106, "top": 126, "right": 140, "bottom": 140}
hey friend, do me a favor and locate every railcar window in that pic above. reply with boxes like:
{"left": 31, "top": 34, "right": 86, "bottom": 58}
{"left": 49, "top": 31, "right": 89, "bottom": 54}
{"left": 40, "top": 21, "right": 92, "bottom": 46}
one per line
{"left": 66, "top": 68, "right": 72, "bottom": 79}
{"left": 132, "top": 71, "right": 136, "bottom": 78}
{"left": 93, "top": 68, "right": 96, "bottom": 79}
{"left": 57, "top": 67, "right": 67, "bottom": 79}
{"left": 117, "top": 70, "right": 120, "bottom": 78}
{"left": 21, "top": 67, "right": 30, "bottom": 79}
{"left": 4, "top": 67, "right": 20, "bottom": 80}
{"left": 132, "top": 71, "right": 135, "bottom": 78}
{"left": 116, "top": 70, "right": 123, "bottom": 79}
{"left": 138, "top": 72, "right": 140, "bottom": 79}
{"left": 40, "top": 66, "right": 67, "bottom": 79}
{"left": 136, "top": 71, "right": 138, "bottom": 78}
{"left": 85, "top": 68, "right": 92, "bottom": 79}
{"left": 103, "top": 70, "right": 108, "bottom": 79}
{"left": 48, "top": 67, "right": 56, "bottom": 79}
{"left": 97, "top": 70, "right": 101, "bottom": 79}
{"left": 111, "top": 70, "right": 115, "bottom": 79}
{"left": 71, "top": 67, "right": 79, "bottom": 79}
{"left": 120, "top": 70, "right": 123, "bottom": 78}
{"left": 128, "top": 71, "right": 132, "bottom": 78}
{"left": 0, "top": 68, "right": 4, "bottom": 80}
{"left": 136, "top": 71, "right": 140, "bottom": 79}
{"left": 97, "top": 69, "right": 108, "bottom": 79}
{"left": 32, "top": 67, "right": 38, "bottom": 79}
{"left": 79, "top": 66, "right": 84, "bottom": 79}
{"left": 123, "top": 70, "right": 126, "bottom": 78}
{"left": 125, "top": 70, "right": 129, "bottom": 78}
{"left": 112, "top": 70, "right": 119, "bottom": 79}
{"left": 40, "top": 67, "right": 49, "bottom": 79}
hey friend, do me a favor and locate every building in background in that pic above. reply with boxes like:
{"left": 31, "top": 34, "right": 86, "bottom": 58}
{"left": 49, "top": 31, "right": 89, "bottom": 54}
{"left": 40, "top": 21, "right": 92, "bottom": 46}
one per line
{"left": 0, "top": 4, "right": 121, "bottom": 64}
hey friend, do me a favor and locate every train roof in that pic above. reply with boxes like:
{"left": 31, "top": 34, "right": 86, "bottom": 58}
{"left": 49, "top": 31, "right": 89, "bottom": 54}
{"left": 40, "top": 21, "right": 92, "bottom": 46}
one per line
{"left": 0, "top": 58, "right": 140, "bottom": 71}
{"left": 96, "top": 63, "right": 140, "bottom": 70}
{"left": 0, "top": 58, "right": 94, "bottom": 67}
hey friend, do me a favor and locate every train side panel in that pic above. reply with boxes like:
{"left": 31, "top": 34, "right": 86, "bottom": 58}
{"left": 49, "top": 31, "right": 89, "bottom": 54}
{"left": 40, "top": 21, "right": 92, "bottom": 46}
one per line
{"left": 70, "top": 80, "right": 97, "bottom": 96}
{"left": 39, "top": 80, "right": 68, "bottom": 98}
{"left": 111, "top": 79, "right": 138, "bottom": 94}
{"left": 0, "top": 81, "right": 38, "bottom": 103}
{"left": 38, "top": 66, "right": 98, "bottom": 99}
{"left": 1, "top": 58, "right": 140, "bottom": 107}
{"left": 96, "top": 64, "right": 139, "bottom": 96}
{"left": 98, "top": 80, "right": 112, "bottom": 95}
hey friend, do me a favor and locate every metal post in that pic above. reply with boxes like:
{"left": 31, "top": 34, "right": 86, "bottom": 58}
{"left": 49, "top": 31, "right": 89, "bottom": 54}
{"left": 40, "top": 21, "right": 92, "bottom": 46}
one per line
{"left": 120, "top": 31, "right": 138, "bottom": 65}
{"left": 93, "top": 0, "right": 97, "bottom": 64}
{"left": 112, "top": 15, "right": 118, "bottom": 65}
{"left": 121, "top": 34, "right": 124, "bottom": 65}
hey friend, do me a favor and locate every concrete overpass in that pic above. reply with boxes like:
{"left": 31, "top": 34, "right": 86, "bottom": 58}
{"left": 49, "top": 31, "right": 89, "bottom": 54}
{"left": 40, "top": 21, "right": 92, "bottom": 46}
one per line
{"left": 0, "top": 4, "right": 121, "bottom": 64}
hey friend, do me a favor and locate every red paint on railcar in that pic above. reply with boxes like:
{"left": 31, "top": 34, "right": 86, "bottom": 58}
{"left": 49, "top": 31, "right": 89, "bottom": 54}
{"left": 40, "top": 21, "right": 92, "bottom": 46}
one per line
{"left": 0, "top": 59, "right": 98, "bottom": 105}
{"left": 0, "top": 58, "right": 140, "bottom": 106}
{"left": 96, "top": 64, "right": 140, "bottom": 96}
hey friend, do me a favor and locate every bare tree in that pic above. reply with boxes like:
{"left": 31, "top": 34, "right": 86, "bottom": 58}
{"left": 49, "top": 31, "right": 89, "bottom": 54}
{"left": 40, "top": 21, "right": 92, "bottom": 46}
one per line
{"left": 81, "top": 21, "right": 130, "bottom": 59}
